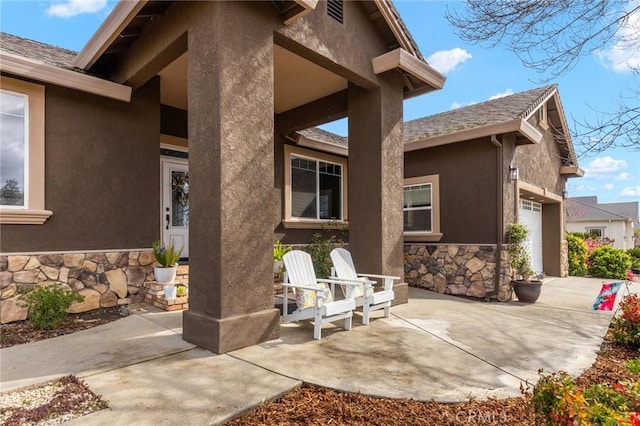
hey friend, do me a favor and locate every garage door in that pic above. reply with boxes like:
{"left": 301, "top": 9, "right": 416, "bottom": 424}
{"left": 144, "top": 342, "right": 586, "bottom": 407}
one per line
{"left": 519, "top": 200, "right": 543, "bottom": 275}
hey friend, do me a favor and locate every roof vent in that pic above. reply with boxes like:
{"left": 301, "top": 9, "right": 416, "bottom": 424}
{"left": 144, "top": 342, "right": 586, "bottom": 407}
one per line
{"left": 327, "top": 0, "right": 343, "bottom": 23}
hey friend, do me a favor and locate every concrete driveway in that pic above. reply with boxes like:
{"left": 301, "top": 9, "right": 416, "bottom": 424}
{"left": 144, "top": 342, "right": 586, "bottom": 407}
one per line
{"left": 232, "top": 276, "right": 621, "bottom": 402}
{"left": 1, "top": 276, "right": 626, "bottom": 425}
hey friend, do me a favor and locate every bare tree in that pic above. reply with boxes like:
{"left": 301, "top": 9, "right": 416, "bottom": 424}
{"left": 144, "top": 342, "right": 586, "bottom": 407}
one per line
{"left": 446, "top": 0, "right": 640, "bottom": 155}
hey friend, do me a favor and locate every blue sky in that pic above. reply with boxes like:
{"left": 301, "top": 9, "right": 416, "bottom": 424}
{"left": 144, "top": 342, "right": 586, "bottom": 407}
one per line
{"left": 1, "top": 0, "right": 638, "bottom": 205}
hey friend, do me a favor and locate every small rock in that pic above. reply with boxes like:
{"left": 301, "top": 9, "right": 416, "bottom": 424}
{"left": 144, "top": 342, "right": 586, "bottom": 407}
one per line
{"left": 1, "top": 295, "right": 28, "bottom": 324}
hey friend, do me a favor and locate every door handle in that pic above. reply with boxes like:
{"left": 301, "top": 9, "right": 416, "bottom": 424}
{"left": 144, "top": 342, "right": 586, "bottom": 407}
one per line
{"left": 165, "top": 213, "right": 170, "bottom": 230}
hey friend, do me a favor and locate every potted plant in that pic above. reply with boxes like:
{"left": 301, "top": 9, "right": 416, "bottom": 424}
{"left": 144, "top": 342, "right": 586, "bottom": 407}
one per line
{"left": 273, "top": 240, "right": 291, "bottom": 278}
{"left": 506, "top": 223, "right": 542, "bottom": 303}
{"left": 152, "top": 240, "right": 183, "bottom": 294}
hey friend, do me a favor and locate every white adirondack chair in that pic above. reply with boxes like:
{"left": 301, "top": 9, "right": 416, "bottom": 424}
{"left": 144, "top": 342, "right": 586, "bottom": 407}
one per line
{"left": 281, "top": 250, "right": 359, "bottom": 340}
{"left": 330, "top": 247, "right": 400, "bottom": 325}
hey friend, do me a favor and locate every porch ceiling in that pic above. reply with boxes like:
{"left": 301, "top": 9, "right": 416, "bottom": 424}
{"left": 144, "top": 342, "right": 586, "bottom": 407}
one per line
{"left": 157, "top": 46, "right": 348, "bottom": 114}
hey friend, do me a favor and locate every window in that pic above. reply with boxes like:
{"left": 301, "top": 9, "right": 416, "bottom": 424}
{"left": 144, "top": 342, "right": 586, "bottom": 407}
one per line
{"left": 586, "top": 228, "right": 604, "bottom": 238}
{"left": 284, "top": 145, "right": 347, "bottom": 228}
{"left": 403, "top": 175, "right": 441, "bottom": 241}
{"left": 0, "top": 76, "right": 50, "bottom": 224}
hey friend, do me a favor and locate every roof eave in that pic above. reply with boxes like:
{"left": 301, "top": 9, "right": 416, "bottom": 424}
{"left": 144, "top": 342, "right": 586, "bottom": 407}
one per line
{"left": 560, "top": 165, "right": 585, "bottom": 178}
{"left": 372, "top": 48, "right": 446, "bottom": 92}
{"left": 404, "top": 118, "right": 540, "bottom": 152}
{"left": 287, "top": 133, "right": 348, "bottom": 157}
{"left": 73, "top": 0, "right": 148, "bottom": 69}
{"left": 0, "top": 52, "right": 131, "bottom": 102}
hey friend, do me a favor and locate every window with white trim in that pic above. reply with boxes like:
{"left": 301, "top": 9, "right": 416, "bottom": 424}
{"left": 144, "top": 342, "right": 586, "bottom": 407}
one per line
{"left": 0, "top": 76, "right": 50, "bottom": 224}
{"left": 403, "top": 174, "right": 441, "bottom": 241}
{"left": 586, "top": 227, "right": 604, "bottom": 238}
{"left": 284, "top": 145, "right": 347, "bottom": 228}
{"left": 0, "top": 90, "right": 27, "bottom": 207}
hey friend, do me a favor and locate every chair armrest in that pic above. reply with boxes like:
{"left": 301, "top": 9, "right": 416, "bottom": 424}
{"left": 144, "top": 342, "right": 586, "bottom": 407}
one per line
{"left": 282, "top": 283, "right": 329, "bottom": 293}
{"left": 356, "top": 273, "right": 401, "bottom": 281}
{"left": 318, "top": 278, "right": 375, "bottom": 287}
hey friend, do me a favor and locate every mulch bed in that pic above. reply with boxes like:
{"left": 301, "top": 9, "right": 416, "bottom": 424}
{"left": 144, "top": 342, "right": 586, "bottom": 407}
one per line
{"left": 227, "top": 335, "right": 640, "bottom": 425}
{"left": 0, "top": 306, "right": 123, "bottom": 348}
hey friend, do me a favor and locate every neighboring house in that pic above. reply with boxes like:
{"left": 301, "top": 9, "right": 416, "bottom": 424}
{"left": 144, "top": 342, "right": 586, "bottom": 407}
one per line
{"left": 295, "top": 85, "right": 583, "bottom": 301}
{"left": 566, "top": 196, "right": 639, "bottom": 250}
{"left": 0, "top": 1, "right": 445, "bottom": 353}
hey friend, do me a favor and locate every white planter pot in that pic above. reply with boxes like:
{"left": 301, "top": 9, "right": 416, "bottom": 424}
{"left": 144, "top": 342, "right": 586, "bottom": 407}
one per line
{"left": 273, "top": 260, "right": 284, "bottom": 275}
{"left": 164, "top": 285, "right": 177, "bottom": 300}
{"left": 154, "top": 266, "right": 177, "bottom": 284}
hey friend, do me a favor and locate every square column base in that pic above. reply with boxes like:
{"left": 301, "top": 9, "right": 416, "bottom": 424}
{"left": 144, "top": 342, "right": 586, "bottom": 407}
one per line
{"left": 391, "top": 282, "right": 409, "bottom": 306}
{"left": 183, "top": 308, "right": 280, "bottom": 354}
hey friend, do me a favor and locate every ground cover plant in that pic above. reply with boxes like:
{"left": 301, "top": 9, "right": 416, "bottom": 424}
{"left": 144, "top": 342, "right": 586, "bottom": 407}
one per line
{"left": 20, "top": 285, "right": 84, "bottom": 330}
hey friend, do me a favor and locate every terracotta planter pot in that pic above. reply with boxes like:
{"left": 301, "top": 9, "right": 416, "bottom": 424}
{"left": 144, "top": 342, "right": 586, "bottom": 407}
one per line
{"left": 511, "top": 280, "right": 542, "bottom": 303}
{"left": 154, "top": 266, "right": 177, "bottom": 284}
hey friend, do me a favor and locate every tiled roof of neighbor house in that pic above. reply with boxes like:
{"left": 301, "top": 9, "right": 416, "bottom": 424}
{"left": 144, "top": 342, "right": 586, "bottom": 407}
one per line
{"left": 299, "top": 128, "right": 347, "bottom": 147}
{"left": 566, "top": 197, "right": 639, "bottom": 222}
{"left": 0, "top": 32, "right": 78, "bottom": 69}
{"left": 403, "top": 85, "right": 556, "bottom": 142}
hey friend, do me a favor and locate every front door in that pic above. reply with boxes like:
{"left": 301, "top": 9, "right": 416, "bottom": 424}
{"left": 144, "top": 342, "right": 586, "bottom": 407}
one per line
{"left": 161, "top": 158, "right": 189, "bottom": 258}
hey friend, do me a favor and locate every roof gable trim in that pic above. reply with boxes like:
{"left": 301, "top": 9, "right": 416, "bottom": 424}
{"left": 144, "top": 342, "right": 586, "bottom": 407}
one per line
{"left": 1, "top": 52, "right": 132, "bottom": 102}
{"left": 73, "top": 0, "right": 147, "bottom": 69}
{"left": 372, "top": 48, "right": 445, "bottom": 91}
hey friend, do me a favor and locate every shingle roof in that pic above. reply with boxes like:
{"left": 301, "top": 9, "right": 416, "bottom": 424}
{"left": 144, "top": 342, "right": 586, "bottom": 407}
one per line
{"left": 566, "top": 197, "right": 639, "bottom": 222}
{"left": 299, "top": 128, "right": 347, "bottom": 147}
{"left": 403, "top": 85, "right": 556, "bottom": 142}
{"left": 0, "top": 32, "right": 78, "bottom": 69}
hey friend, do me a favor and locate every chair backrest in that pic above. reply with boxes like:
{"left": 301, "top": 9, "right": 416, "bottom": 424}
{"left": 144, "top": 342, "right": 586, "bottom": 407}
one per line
{"left": 283, "top": 250, "right": 332, "bottom": 309}
{"left": 330, "top": 248, "right": 365, "bottom": 299}
{"left": 330, "top": 248, "right": 358, "bottom": 280}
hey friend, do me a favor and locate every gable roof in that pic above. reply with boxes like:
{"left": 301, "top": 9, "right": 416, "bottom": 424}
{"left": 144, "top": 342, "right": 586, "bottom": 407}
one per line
{"left": 0, "top": 33, "right": 131, "bottom": 101}
{"left": 0, "top": 33, "right": 77, "bottom": 69}
{"left": 403, "top": 85, "right": 555, "bottom": 143}
{"left": 566, "top": 197, "right": 639, "bottom": 222}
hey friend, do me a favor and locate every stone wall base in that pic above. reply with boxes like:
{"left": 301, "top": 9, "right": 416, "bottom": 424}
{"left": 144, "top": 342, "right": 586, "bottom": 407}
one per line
{"left": 0, "top": 250, "right": 164, "bottom": 323}
{"left": 404, "top": 244, "right": 512, "bottom": 302}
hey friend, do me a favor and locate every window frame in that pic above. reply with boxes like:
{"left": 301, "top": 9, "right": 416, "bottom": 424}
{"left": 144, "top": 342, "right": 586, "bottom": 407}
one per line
{"left": 283, "top": 144, "right": 348, "bottom": 229}
{"left": 586, "top": 227, "right": 605, "bottom": 238}
{"left": 0, "top": 76, "right": 51, "bottom": 224}
{"left": 538, "top": 103, "right": 549, "bottom": 130}
{"left": 403, "top": 174, "right": 442, "bottom": 242}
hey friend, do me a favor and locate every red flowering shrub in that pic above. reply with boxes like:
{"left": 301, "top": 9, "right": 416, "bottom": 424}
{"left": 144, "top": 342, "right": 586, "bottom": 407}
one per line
{"left": 613, "top": 294, "right": 640, "bottom": 348}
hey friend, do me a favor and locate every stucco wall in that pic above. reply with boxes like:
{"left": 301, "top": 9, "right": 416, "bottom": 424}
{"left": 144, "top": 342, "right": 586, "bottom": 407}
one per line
{"left": 0, "top": 78, "right": 160, "bottom": 253}
{"left": 404, "top": 137, "right": 499, "bottom": 244}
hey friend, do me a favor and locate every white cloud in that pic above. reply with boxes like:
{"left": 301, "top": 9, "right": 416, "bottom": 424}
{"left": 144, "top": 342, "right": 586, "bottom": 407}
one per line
{"left": 583, "top": 156, "right": 628, "bottom": 178}
{"left": 427, "top": 48, "right": 472, "bottom": 75}
{"left": 450, "top": 100, "right": 476, "bottom": 110}
{"left": 604, "top": 183, "right": 615, "bottom": 190}
{"left": 47, "top": 0, "right": 107, "bottom": 18}
{"left": 621, "top": 186, "right": 640, "bottom": 197}
{"left": 489, "top": 89, "right": 514, "bottom": 100}
{"left": 616, "top": 172, "right": 634, "bottom": 181}
{"left": 596, "top": 1, "right": 640, "bottom": 72}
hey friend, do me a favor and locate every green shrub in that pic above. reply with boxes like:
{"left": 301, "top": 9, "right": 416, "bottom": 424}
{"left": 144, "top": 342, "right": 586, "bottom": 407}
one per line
{"left": 533, "top": 370, "right": 640, "bottom": 425}
{"left": 626, "top": 357, "right": 640, "bottom": 374}
{"left": 305, "top": 221, "right": 348, "bottom": 279}
{"left": 20, "top": 285, "right": 84, "bottom": 330}
{"left": 627, "top": 247, "right": 640, "bottom": 260}
{"left": 566, "top": 233, "right": 588, "bottom": 276}
{"left": 588, "top": 246, "right": 632, "bottom": 279}
{"left": 612, "top": 294, "right": 640, "bottom": 348}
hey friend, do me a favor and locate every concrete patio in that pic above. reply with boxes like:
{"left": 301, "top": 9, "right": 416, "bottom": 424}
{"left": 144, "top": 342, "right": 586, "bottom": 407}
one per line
{"left": 0, "top": 276, "right": 629, "bottom": 425}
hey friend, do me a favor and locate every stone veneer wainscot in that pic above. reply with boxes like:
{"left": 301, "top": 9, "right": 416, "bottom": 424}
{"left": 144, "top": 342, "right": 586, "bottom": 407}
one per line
{"left": 0, "top": 250, "right": 157, "bottom": 323}
{"left": 404, "top": 244, "right": 512, "bottom": 302}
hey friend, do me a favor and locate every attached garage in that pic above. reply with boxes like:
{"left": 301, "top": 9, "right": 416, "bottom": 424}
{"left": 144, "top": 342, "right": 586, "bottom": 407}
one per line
{"left": 519, "top": 199, "right": 543, "bottom": 275}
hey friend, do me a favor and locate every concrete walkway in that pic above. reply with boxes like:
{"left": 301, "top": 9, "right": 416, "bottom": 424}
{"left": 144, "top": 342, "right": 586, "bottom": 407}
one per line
{"left": 0, "top": 277, "right": 628, "bottom": 424}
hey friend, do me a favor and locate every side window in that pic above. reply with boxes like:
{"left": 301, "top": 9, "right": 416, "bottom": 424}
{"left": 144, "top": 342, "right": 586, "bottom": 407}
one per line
{"left": 403, "top": 174, "right": 441, "bottom": 241}
{"left": 0, "top": 76, "right": 50, "bottom": 224}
